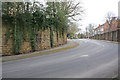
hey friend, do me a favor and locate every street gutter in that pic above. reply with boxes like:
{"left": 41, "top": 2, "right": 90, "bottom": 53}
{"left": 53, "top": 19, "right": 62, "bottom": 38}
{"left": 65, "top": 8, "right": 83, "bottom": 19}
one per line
{"left": 1, "top": 39, "right": 80, "bottom": 62}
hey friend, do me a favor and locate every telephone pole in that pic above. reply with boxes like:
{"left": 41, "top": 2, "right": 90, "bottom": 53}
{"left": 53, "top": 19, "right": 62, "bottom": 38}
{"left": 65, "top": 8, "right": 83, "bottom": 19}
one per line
{"left": 118, "top": 1, "right": 120, "bottom": 18}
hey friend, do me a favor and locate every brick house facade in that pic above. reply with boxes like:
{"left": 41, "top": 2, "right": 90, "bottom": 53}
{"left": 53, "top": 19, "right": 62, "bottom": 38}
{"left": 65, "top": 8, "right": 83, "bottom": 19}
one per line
{"left": 103, "top": 20, "right": 109, "bottom": 33}
{"left": 94, "top": 24, "right": 104, "bottom": 35}
{"left": 95, "top": 17, "right": 118, "bottom": 35}
{"left": 110, "top": 17, "right": 118, "bottom": 31}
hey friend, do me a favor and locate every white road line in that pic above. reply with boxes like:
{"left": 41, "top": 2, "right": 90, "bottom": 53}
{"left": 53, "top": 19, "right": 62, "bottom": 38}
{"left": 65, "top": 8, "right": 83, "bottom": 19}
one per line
{"left": 80, "top": 55, "right": 89, "bottom": 57}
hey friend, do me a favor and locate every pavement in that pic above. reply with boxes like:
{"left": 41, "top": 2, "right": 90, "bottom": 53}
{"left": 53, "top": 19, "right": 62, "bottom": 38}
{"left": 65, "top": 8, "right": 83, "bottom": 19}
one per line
{"left": 1, "top": 39, "right": 79, "bottom": 62}
{"left": 2, "top": 39, "right": 119, "bottom": 78}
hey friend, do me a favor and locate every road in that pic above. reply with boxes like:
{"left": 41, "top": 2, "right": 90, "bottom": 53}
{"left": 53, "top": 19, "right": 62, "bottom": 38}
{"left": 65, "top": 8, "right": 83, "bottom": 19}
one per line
{"left": 2, "top": 39, "right": 118, "bottom": 78}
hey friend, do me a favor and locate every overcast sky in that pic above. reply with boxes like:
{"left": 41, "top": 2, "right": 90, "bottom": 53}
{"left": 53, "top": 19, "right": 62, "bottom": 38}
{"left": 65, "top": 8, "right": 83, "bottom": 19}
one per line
{"left": 29, "top": 0, "right": 120, "bottom": 33}
{"left": 3, "top": 0, "right": 119, "bottom": 33}
{"left": 77, "top": 0, "right": 120, "bottom": 33}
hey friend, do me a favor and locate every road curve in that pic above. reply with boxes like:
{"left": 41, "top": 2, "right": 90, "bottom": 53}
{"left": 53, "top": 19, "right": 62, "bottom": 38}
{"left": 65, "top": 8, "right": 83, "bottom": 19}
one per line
{"left": 2, "top": 39, "right": 118, "bottom": 78}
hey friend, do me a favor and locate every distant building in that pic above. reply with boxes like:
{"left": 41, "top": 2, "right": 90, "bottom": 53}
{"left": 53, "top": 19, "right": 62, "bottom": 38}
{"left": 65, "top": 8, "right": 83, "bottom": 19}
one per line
{"left": 94, "top": 17, "right": 118, "bottom": 35}
{"left": 94, "top": 24, "right": 104, "bottom": 35}
{"left": 110, "top": 17, "right": 118, "bottom": 31}
{"left": 104, "top": 20, "right": 109, "bottom": 33}
{"left": 103, "top": 17, "right": 118, "bottom": 32}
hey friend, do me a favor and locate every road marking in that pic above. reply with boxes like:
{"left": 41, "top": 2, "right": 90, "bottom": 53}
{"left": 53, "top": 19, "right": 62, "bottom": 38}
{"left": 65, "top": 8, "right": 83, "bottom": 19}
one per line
{"left": 80, "top": 55, "right": 89, "bottom": 57}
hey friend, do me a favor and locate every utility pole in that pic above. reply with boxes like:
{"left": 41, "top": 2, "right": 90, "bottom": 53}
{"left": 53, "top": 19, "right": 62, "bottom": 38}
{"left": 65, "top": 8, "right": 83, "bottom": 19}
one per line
{"left": 118, "top": 1, "right": 120, "bottom": 18}
{"left": 86, "top": 27, "right": 87, "bottom": 38}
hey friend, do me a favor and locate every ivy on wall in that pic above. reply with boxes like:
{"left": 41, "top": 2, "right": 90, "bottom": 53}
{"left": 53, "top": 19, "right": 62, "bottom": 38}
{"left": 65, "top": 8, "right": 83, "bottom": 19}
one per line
{"left": 2, "top": 0, "right": 83, "bottom": 55}
{"left": 2, "top": 2, "right": 69, "bottom": 55}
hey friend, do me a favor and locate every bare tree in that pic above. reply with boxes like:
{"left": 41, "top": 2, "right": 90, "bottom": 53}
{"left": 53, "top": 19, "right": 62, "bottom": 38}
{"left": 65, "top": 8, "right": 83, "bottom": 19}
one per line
{"left": 105, "top": 12, "right": 115, "bottom": 23}
{"left": 62, "top": 0, "right": 84, "bottom": 21}
{"left": 105, "top": 12, "right": 115, "bottom": 31}
{"left": 86, "top": 24, "right": 96, "bottom": 38}
{"left": 68, "top": 22, "right": 80, "bottom": 34}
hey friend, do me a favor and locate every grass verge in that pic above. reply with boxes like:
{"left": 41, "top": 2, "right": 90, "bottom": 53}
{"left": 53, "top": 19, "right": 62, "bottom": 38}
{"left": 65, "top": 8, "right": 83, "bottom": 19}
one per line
{"left": 2, "top": 41, "right": 79, "bottom": 62}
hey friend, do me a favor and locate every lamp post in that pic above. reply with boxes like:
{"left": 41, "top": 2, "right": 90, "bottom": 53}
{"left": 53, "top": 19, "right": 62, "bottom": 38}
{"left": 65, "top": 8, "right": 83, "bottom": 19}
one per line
{"left": 118, "top": 1, "right": 120, "bottom": 18}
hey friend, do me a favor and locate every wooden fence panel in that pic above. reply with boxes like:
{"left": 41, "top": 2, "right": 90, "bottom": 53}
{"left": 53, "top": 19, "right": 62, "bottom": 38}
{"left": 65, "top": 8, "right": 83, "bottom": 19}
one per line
{"left": 93, "top": 30, "right": 119, "bottom": 42}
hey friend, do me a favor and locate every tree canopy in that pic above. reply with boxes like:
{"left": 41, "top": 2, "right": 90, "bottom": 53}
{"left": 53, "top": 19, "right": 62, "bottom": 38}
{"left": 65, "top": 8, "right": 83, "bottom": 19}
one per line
{"left": 2, "top": 0, "right": 83, "bottom": 54}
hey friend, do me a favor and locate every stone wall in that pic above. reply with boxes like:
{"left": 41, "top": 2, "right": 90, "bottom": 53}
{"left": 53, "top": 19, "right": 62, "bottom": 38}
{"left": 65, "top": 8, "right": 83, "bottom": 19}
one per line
{"left": 2, "top": 23, "right": 14, "bottom": 55}
{"left": 2, "top": 23, "right": 67, "bottom": 55}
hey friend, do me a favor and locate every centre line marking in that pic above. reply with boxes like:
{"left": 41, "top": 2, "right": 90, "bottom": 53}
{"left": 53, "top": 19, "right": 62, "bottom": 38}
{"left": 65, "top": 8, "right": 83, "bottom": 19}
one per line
{"left": 80, "top": 55, "right": 89, "bottom": 57}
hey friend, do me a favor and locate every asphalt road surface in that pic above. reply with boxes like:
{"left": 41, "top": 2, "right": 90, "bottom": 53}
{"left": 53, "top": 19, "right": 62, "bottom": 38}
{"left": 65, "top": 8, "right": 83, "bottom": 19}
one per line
{"left": 2, "top": 39, "right": 118, "bottom": 78}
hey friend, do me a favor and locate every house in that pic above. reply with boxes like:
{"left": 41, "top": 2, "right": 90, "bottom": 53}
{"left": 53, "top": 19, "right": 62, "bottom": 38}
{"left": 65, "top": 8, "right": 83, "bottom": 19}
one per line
{"left": 103, "top": 17, "right": 118, "bottom": 33}
{"left": 110, "top": 17, "right": 118, "bottom": 31}
{"left": 103, "top": 20, "right": 109, "bottom": 33}
{"left": 94, "top": 24, "right": 104, "bottom": 35}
